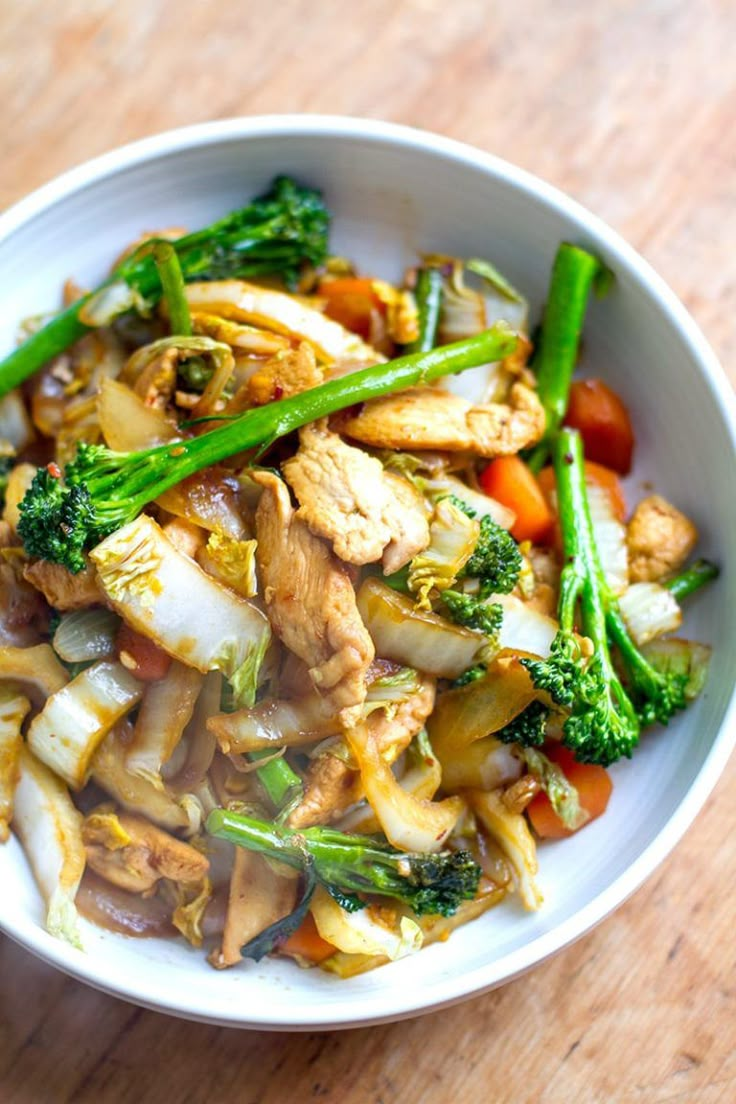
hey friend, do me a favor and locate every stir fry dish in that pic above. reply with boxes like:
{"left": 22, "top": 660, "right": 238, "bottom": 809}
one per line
{"left": 0, "top": 177, "right": 716, "bottom": 975}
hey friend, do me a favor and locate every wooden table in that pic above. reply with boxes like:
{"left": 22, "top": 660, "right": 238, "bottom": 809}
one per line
{"left": 1, "top": 1, "right": 734, "bottom": 1100}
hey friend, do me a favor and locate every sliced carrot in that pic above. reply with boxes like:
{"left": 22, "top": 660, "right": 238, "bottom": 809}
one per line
{"left": 479, "top": 456, "right": 555, "bottom": 544}
{"left": 538, "top": 459, "right": 627, "bottom": 524}
{"left": 317, "top": 277, "right": 384, "bottom": 339}
{"left": 527, "top": 744, "right": 613, "bottom": 839}
{"left": 280, "top": 912, "right": 335, "bottom": 964}
{"left": 564, "top": 378, "right": 634, "bottom": 475}
{"left": 116, "top": 624, "right": 172, "bottom": 682}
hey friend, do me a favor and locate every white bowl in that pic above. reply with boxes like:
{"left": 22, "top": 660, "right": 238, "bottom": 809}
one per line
{"left": 0, "top": 116, "right": 734, "bottom": 1030}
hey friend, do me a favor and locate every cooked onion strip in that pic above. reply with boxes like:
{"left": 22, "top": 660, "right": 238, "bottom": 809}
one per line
{"left": 468, "top": 788, "right": 542, "bottom": 910}
{"left": 0, "top": 688, "right": 31, "bottom": 841}
{"left": 126, "top": 662, "right": 203, "bottom": 787}
{"left": 0, "top": 644, "right": 69, "bottom": 701}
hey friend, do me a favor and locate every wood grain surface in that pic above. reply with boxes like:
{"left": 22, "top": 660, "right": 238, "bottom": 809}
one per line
{"left": 0, "top": 1, "right": 734, "bottom": 1101}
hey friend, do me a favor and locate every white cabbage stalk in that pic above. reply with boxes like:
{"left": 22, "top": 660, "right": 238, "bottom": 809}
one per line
{"left": 2, "top": 462, "right": 37, "bottom": 531}
{"left": 197, "top": 533, "right": 258, "bottom": 599}
{"left": 618, "top": 582, "right": 682, "bottom": 646}
{"left": 97, "top": 377, "right": 178, "bottom": 450}
{"left": 357, "top": 577, "right": 484, "bottom": 679}
{"left": 12, "top": 746, "right": 86, "bottom": 948}
{"left": 0, "top": 644, "right": 69, "bottom": 700}
{"left": 310, "top": 886, "right": 422, "bottom": 961}
{"left": 0, "top": 688, "right": 30, "bottom": 841}
{"left": 28, "top": 660, "right": 144, "bottom": 789}
{"left": 90, "top": 515, "right": 271, "bottom": 707}
{"left": 0, "top": 389, "right": 35, "bottom": 451}
{"left": 346, "top": 722, "right": 464, "bottom": 852}
{"left": 92, "top": 726, "right": 194, "bottom": 832}
{"left": 440, "top": 736, "right": 522, "bottom": 794}
{"left": 422, "top": 475, "right": 516, "bottom": 530}
{"left": 125, "top": 662, "right": 203, "bottom": 787}
{"left": 493, "top": 593, "right": 558, "bottom": 657}
{"left": 339, "top": 729, "right": 443, "bottom": 835}
{"left": 408, "top": 498, "right": 480, "bottom": 609}
{"left": 183, "top": 280, "right": 381, "bottom": 366}
{"left": 468, "top": 788, "right": 543, "bottom": 910}
{"left": 587, "top": 482, "right": 628, "bottom": 596}
{"left": 52, "top": 608, "right": 120, "bottom": 663}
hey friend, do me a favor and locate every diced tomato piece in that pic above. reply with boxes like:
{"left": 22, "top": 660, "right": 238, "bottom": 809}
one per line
{"left": 479, "top": 456, "right": 555, "bottom": 544}
{"left": 527, "top": 743, "right": 613, "bottom": 838}
{"left": 317, "top": 277, "right": 384, "bottom": 339}
{"left": 279, "top": 913, "right": 335, "bottom": 964}
{"left": 564, "top": 378, "right": 634, "bottom": 475}
{"left": 116, "top": 624, "right": 172, "bottom": 682}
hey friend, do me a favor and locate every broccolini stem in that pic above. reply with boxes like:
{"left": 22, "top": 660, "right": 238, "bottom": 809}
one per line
{"left": 406, "top": 267, "right": 443, "bottom": 353}
{"left": 0, "top": 304, "right": 91, "bottom": 395}
{"left": 663, "top": 558, "right": 719, "bottom": 602}
{"left": 153, "top": 243, "right": 192, "bottom": 336}
{"left": 247, "top": 749, "right": 303, "bottom": 815}
{"left": 527, "top": 244, "right": 605, "bottom": 473}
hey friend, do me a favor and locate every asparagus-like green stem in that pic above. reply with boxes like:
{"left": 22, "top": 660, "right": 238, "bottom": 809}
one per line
{"left": 663, "top": 558, "right": 719, "bottom": 602}
{"left": 406, "top": 267, "right": 443, "bottom": 353}
{"left": 153, "top": 243, "right": 192, "bottom": 336}
{"left": 527, "top": 244, "right": 604, "bottom": 473}
{"left": 247, "top": 749, "right": 303, "bottom": 814}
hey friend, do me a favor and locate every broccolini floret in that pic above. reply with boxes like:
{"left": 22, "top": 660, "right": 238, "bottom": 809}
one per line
{"left": 206, "top": 809, "right": 481, "bottom": 917}
{"left": 441, "top": 590, "right": 503, "bottom": 640}
{"left": 496, "top": 700, "right": 549, "bottom": 747}
{"left": 464, "top": 513, "right": 522, "bottom": 597}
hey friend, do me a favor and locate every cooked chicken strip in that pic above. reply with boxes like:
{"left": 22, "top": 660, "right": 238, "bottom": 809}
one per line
{"left": 233, "top": 342, "right": 324, "bottom": 409}
{"left": 283, "top": 421, "right": 429, "bottom": 571}
{"left": 627, "top": 495, "right": 698, "bottom": 583}
{"left": 254, "top": 472, "right": 374, "bottom": 714}
{"left": 82, "top": 810, "right": 209, "bottom": 894}
{"left": 23, "top": 560, "right": 104, "bottom": 610}
{"left": 210, "top": 847, "right": 297, "bottom": 969}
{"left": 339, "top": 381, "right": 544, "bottom": 457}
{"left": 288, "top": 676, "right": 436, "bottom": 829}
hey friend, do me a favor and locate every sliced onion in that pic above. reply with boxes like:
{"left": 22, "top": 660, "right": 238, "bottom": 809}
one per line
{"left": 0, "top": 643, "right": 69, "bottom": 701}
{"left": 76, "top": 870, "right": 175, "bottom": 938}
{"left": 166, "top": 671, "right": 221, "bottom": 791}
{"left": 125, "top": 662, "right": 203, "bottom": 787}
{"left": 52, "top": 608, "right": 120, "bottom": 663}
{"left": 156, "top": 470, "right": 248, "bottom": 539}
{"left": 618, "top": 582, "right": 682, "bottom": 646}
{"left": 2, "top": 462, "right": 37, "bottom": 532}
{"left": 208, "top": 691, "right": 339, "bottom": 754}
{"left": 92, "top": 725, "right": 194, "bottom": 832}
{"left": 28, "top": 660, "right": 144, "bottom": 790}
{"left": 0, "top": 389, "right": 35, "bottom": 451}
{"left": 346, "top": 722, "right": 464, "bottom": 852}
{"left": 357, "top": 577, "right": 484, "bottom": 679}
{"left": 439, "top": 736, "right": 522, "bottom": 794}
{"left": 98, "top": 377, "right": 178, "bottom": 450}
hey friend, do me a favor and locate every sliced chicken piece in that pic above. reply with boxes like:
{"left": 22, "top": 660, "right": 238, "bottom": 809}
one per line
{"left": 627, "top": 495, "right": 698, "bottom": 583}
{"left": 339, "top": 382, "right": 544, "bottom": 457}
{"left": 0, "top": 561, "right": 49, "bottom": 646}
{"left": 282, "top": 421, "right": 429, "bottom": 571}
{"left": 82, "top": 809, "right": 209, "bottom": 894}
{"left": 210, "top": 846, "right": 297, "bottom": 969}
{"left": 232, "top": 342, "right": 324, "bottom": 410}
{"left": 254, "top": 472, "right": 374, "bottom": 715}
{"left": 23, "top": 560, "right": 104, "bottom": 610}
{"left": 288, "top": 676, "right": 436, "bottom": 829}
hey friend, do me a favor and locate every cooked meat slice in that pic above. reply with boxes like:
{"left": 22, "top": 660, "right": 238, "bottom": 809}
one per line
{"left": 82, "top": 810, "right": 209, "bottom": 894}
{"left": 233, "top": 342, "right": 324, "bottom": 410}
{"left": 132, "top": 344, "right": 179, "bottom": 410}
{"left": 288, "top": 676, "right": 436, "bottom": 829}
{"left": 339, "top": 382, "right": 544, "bottom": 457}
{"left": 23, "top": 560, "right": 104, "bottom": 610}
{"left": 254, "top": 472, "right": 374, "bottom": 714}
{"left": 282, "top": 421, "right": 429, "bottom": 570}
{"left": 627, "top": 495, "right": 698, "bottom": 583}
{"left": 209, "top": 847, "right": 297, "bottom": 969}
{"left": 0, "top": 562, "right": 49, "bottom": 646}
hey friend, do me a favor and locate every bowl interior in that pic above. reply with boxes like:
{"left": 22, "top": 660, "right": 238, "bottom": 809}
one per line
{"left": 0, "top": 120, "right": 734, "bottom": 1028}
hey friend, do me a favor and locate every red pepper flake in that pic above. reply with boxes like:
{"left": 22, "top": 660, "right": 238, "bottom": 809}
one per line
{"left": 47, "top": 462, "right": 62, "bottom": 479}
{"left": 273, "top": 383, "right": 284, "bottom": 400}
{"left": 169, "top": 446, "right": 186, "bottom": 458}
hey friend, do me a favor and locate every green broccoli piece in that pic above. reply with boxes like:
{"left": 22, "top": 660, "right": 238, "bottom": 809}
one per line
{"left": 496, "top": 700, "right": 549, "bottom": 747}
{"left": 0, "top": 175, "right": 331, "bottom": 397}
{"left": 206, "top": 808, "right": 481, "bottom": 918}
{"left": 17, "top": 326, "right": 518, "bottom": 573}
{"left": 522, "top": 428, "right": 690, "bottom": 767}
{"left": 463, "top": 514, "right": 522, "bottom": 597}
{"left": 441, "top": 590, "right": 503, "bottom": 640}
{"left": 0, "top": 454, "right": 14, "bottom": 507}
{"left": 450, "top": 664, "right": 487, "bottom": 688}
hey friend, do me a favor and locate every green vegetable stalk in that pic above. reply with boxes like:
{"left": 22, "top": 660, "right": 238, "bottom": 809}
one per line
{"left": 206, "top": 808, "right": 481, "bottom": 917}
{"left": 18, "top": 324, "right": 518, "bottom": 573}
{"left": 406, "top": 267, "right": 443, "bottom": 353}
{"left": 663, "top": 558, "right": 719, "bottom": 602}
{"left": 0, "top": 175, "right": 329, "bottom": 396}
{"left": 527, "top": 243, "right": 607, "bottom": 473}
{"left": 153, "top": 242, "right": 192, "bottom": 337}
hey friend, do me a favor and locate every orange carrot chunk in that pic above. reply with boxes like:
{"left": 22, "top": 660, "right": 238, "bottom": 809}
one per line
{"left": 116, "top": 624, "right": 172, "bottom": 682}
{"left": 479, "top": 456, "right": 554, "bottom": 544}
{"left": 564, "top": 378, "right": 634, "bottom": 475}
{"left": 318, "top": 277, "right": 384, "bottom": 339}
{"left": 280, "top": 912, "right": 336, "bottom": 964}
{"left": 527, "top": 744, "right": 613, "bottom": 839}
